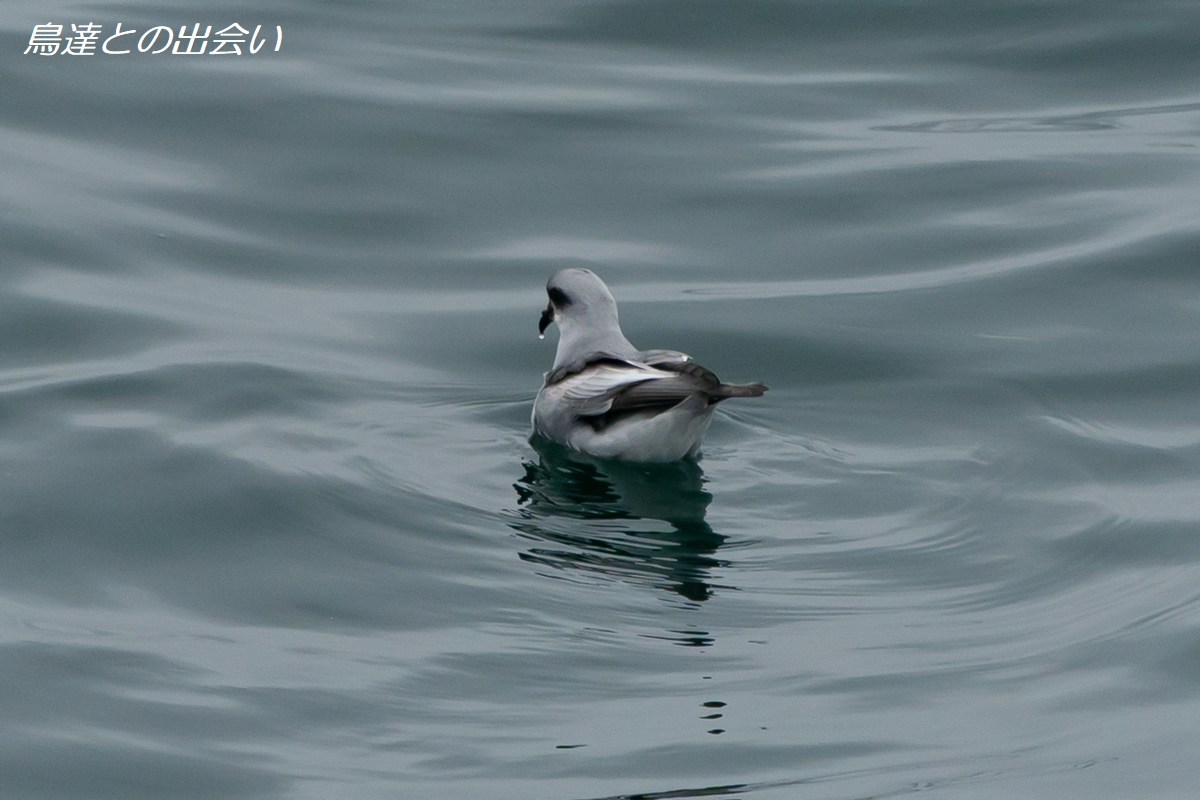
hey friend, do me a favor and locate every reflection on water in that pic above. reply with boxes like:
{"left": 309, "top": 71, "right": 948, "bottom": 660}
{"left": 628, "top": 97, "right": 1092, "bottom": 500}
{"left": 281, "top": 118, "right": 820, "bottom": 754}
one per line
{"left": 509, "top": 440, "right": 730, "bottom": 604}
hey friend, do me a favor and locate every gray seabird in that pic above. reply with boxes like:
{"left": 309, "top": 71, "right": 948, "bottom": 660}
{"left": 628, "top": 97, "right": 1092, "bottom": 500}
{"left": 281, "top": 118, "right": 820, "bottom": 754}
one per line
{"left": 532, "top": 268, "right": 767, "bottom": 462}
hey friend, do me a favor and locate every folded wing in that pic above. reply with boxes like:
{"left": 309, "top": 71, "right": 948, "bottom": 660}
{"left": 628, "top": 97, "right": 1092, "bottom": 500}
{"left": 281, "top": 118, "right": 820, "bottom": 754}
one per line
{"left": 548, "top": 352, "right": 765, "bottom": 432}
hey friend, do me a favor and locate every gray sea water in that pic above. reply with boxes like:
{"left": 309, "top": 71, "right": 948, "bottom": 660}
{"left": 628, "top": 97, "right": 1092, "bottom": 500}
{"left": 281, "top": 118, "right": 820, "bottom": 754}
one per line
{"left": 4, "top": 1, "right": 1200, "bottom": 798}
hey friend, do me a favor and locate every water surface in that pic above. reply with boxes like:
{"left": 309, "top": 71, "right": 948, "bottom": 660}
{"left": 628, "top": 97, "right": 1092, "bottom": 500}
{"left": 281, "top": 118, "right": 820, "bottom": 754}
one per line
{"left": 3, "top": 1, "right": 1200, "bottom": 798}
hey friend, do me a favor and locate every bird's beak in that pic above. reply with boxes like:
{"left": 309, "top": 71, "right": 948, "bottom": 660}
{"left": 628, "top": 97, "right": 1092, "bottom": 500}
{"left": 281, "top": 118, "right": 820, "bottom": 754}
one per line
{"left": 538, "top": 303, "right": 554, "bottom": 336}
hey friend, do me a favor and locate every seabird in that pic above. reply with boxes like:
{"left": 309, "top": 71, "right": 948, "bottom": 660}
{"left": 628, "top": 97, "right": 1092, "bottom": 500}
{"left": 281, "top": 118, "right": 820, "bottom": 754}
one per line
{"left": 532, "top": 268, "right": 766, "bottom": 462}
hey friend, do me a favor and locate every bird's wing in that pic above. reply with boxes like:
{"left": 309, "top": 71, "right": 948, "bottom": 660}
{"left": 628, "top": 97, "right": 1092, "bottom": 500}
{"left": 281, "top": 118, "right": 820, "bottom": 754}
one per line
{"left": 557, "top": 360, "right": 674, "bottom": 417}
{"left": 600, "top": 361, "right": 722, "bottom": 413}
{"left": 557, "top": 358, "right": 732, "bottom": 425}
{"left": 636, "top": 348, "right": 691, "bottom": 369}
{"left": 548, "top": 348, "right": 742, "bottom": 419}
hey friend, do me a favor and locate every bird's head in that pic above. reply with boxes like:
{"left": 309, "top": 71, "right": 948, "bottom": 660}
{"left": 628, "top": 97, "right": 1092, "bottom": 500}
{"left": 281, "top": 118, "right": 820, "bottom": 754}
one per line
{"left": 538, "top": 268, "right": 635, "bottom": 367}
{"left": 538, "top": 268, "right": 620, "bottom": 338}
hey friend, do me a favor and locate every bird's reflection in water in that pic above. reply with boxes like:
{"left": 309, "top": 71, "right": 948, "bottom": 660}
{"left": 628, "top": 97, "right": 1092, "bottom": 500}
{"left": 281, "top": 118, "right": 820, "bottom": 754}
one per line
{"left": 509, "top": 439, "right": 732, "bottom": 604}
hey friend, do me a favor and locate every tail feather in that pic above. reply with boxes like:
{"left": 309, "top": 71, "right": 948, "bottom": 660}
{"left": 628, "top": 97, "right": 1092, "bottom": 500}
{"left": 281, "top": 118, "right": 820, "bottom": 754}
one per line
{"left": 709, "top": 381, "right": 768, "bottom": 402}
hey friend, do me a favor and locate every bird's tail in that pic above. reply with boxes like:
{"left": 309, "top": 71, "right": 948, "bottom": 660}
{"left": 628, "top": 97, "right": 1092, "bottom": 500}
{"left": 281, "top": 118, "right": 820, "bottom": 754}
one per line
{"left": 710, "top": 381, "right": 768, "bottom": 401}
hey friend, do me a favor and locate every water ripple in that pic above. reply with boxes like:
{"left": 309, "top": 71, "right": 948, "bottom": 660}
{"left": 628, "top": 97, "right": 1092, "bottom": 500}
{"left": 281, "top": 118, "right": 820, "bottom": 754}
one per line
{"left": 875, "top": 100, "right": 1200, "bottom": 134}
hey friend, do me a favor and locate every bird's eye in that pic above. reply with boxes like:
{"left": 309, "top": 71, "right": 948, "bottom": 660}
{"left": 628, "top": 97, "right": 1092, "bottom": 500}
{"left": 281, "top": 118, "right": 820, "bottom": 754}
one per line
{"left": 548, "top": 287, "right": 572, "bottom": 308}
